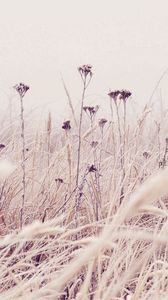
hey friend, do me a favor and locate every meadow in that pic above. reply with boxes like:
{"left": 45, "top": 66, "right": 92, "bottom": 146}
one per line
{"left": 0, "top": 65, "right": 168, "bottom": 299}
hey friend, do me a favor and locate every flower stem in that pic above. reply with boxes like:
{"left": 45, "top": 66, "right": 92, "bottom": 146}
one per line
{"left": 76, "top": 78, "right": 86, "bottom": 187}
{"left": 20, "top": 95, "right": 26, "bottom": 228}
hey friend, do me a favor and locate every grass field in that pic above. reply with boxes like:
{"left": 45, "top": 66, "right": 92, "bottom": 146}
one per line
{"left": 0, "top": 65, "right": 168, "bottom": 299}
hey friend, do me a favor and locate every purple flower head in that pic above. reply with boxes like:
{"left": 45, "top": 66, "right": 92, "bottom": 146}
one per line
{"left": 108, "top": 90, "right": 120, "bottom": 101}
{"left": 13, "top": 82, "right": 29, "bottom": 98}
{"left": 143, "top": 152, "right": 151, "bottom": 159}
{"left": 55, "top": 178, "right": 64, "bottom": 184}
{"left": 62, "top": 120, "right": 71, "bottom": 131}
{"left": 119, "top": 90, "right": 132, "bottom": 101}
{"left": 99, "top": 118, "right": 108, "bottom": 128}
{"left": 90, "top": 141, "right": 98, "bottom": 148}
{"left": 88, "top": 164, "right": 97, "bottom": 173}
{"left": 0, "top": 144, "right": 5, "bottom": 150}
{"left": 83, "top": 106, "right": 89, "bottom": 113}
{"left": 108, "top": 89, "right": 132, "bottom": 102}
{"left": 78, "top": 64, "right": 93, "bottom": 79}
{"left": 83, "top": 105, "right": 99, "bottom": 118}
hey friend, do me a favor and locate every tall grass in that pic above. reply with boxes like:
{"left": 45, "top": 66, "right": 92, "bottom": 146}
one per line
{"left": 0, "top": 66, "right": 168, "bottom": 299}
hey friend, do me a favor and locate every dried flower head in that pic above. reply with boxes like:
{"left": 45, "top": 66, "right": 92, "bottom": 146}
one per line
{"left": 78, "top": 64, "right": 93, "bottom": 79}
{"left": 119, "top": 89, "right": 132, "bottom": 101}
{"left": 13, "top": 82, "right": 29, "bottom": 98}
{"left": 91, "top": 141, "right": 98, "bottom": 148}
{"left": 159, "top": 160, "right": 164, "bottom": 168}
{"left": 108, "top": 89, "right": 132, "bottom": 102}
{"left": 165, "top": 138, "right": 168, "bottom": 146}
{"left": 83, "top": 105, "right": 99, "bottom": 118}
{"left": 99, "top": 118, "right": 108, "bottom": 128}
{"left": 83, "top": 106, "right": 89, "bottom": 112}
{"left": 55, "top": 178, "right": 64, "bottom": 184}
{"left": 108, "top": 90, "right": 120, "bottom": 101}
{"left": 0, "top": 144, "right": 5, "bottom": 150}
{"left": 88, "top": 164, "right": 97, "bottom": 173}
{"left": 143, "top": 152, "right": 151, "bottom": 159}
{"left": 62, "top": 120, "right": 71, "bottom": 131}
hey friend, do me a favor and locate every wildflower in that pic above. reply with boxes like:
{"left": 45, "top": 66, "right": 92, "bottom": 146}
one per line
{"left": 55, "top": 178, "right": 64, "bottom": 184}
{"left": 119, "top": 89, "right": 132, "bottom": 101}
{"left": 108, "top": 90, "right": 120, "bottom": 101}
{"left": 143, "top": 152, "right": 151, "bottom": 159}
{"left": 159, "top": 161, "right": 164, "bottom": 168}
{"left": 91, "top": 141, "right": 98, "bottom": 148}
{"left": 108, "top": 89, "right": 132, "bottom": 102}
{"left": 13, "top": 82, "right": 29, "bottom": 98}
{"left": 99, "top": 118, "right": 107, "bottom": 128}
{"left": 0, "top": 144, "right": 5, "bottom": 150}
{"left": 83, "top": 106, "right": 89, "bottom": 112}
{"left": 78, "top": 64, "right": 93, "bottom": 78}
{"left": 88, "top": 164, "right": 97, "bottom": 173}
{"left": 62, "top": 120, "right": 71, "bottom": 131}
{"left": 83, "top": 105, "right": 99, "bottom": 118}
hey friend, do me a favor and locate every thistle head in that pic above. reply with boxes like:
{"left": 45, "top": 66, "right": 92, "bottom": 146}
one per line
{"left": 13, "top": 82, "right": 29, "bottom": 98}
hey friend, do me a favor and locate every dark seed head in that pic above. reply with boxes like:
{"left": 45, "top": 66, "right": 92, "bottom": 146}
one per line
{"left": 62, "top": 120, "right": 71, "bottom": 131}
{"left": 108, "top": 89, "right": 132, "bottom": 102}
{"left": 55, "top": 178, "right": 64, "bottom": 184}
{"left": 88, "top": 164, "right": 97, "bottom": 173}
{"left": 108, "top": 90, "right": 120, "bottom": 101}
{"left": 83, "top": 105, "right": 99, "bottom": 117}
{"left": 90, "top": 141, "right": 98, "bottom": 148}
{"left": 0, "top": 144, "right": 5, "bottom": 150}
{"left": 78, "top": 64, "right": 93, "bottom": 78}
{"left": 119, "top": 89, "right": 132, "bottom": 101}
{"left": 143, "top": 152, "right": 151, "bottom": 159}
{"left": 99, "top": 118, "right": 108, "bottom": 128}
{"left": 13, "top": 82, "right": 29, "bottom": 98}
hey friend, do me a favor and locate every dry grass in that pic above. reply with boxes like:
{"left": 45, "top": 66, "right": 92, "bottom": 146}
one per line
{"left": 0, "top": 69, "right": 168, "bottom": 299}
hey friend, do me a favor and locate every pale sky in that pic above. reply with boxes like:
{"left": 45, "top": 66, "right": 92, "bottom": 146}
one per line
{"left": 0, "top": 0, "right": 168, "bottom": 120}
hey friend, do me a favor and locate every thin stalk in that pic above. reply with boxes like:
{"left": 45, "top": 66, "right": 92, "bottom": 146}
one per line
{"left": 66, "top": 131, "right": 72, "bottom": 194}
{"left": 114, "top": 101, "right": 123, "bottom": 168}
{"left": 47, "top": 113, "right": 51, "bottom": 203}
{"left": 20, "top": 95, "right": 26, "bottom": 228}
{"left": 61, "top": 76, "right": 78, "bottom": 128}
{"left": 90, "top": 116, "right": 101, "bottom": 221}
{"left": 123, "top": 100, "right": 127, "bottom": 176}
{"left": 114, "top": 100, "right": 125, "bottom": 203}
{"left": 76, "top": 78, "right": 87, "bottom": 187}
{"left": 110, "top": 99, "right": 116, "bottom": 161}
